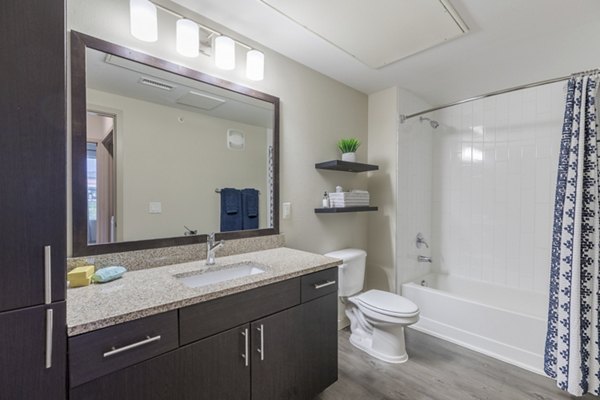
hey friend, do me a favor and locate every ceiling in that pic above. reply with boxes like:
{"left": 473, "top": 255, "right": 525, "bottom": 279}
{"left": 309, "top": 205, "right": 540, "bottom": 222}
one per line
{"left": 171, "top": 0, "right": 600, "bottom": 105}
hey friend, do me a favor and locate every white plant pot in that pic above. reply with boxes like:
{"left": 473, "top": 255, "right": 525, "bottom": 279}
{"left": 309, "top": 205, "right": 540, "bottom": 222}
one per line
{"left": 342, "top": 152, "right": 356, "bottom": 162}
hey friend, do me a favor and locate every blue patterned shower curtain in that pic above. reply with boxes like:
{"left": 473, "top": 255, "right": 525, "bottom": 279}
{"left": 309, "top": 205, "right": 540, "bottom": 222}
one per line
{"left": 545, "top": 73, "right": 600, "bottom": 396}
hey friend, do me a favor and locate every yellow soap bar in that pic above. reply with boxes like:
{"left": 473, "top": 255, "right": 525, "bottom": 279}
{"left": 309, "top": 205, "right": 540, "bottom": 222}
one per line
{"left": 68, "top": 265, "right": 95, "bottom": 288}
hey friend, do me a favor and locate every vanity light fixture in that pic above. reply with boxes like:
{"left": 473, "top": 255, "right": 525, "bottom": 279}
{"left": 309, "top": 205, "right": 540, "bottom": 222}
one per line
{"left": 129, "top": 0, "right": 158, "bottom": 42}
{"left": 214, "top": 36, "right": 236, "bottom": 70}
{"left": 129, "top": 0, "right": 265, "bottom": 80}
{"left": 176, "top": 18, "right": 200, "bottom": 57}
{"left": 246, "top": 49, "right": 264, "bottom": 81}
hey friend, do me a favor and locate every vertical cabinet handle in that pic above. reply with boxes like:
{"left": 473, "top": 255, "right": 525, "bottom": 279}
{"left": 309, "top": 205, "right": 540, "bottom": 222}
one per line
{"left": 241, "top": 328, "right": 249, "bottom": 367}
{"left": 44, "top": 245, "right": 52, "bottom": 304}
{"left": 45, "top": 309, "right": 53, "bottom": 369}
{"left": 257, "top": 324, "right": 265, "bottom": 361}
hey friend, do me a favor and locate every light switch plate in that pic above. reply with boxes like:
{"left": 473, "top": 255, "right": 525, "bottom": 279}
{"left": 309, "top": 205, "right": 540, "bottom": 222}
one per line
{"left": 149, "top": 201, "right": 162, "bottom": 214}
{"left": 282, "top": 202, "right": 291, "bottom": 219}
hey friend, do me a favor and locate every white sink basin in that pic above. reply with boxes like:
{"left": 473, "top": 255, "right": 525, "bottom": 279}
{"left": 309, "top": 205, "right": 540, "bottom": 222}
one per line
{"left": 175, "top": 262, "right": 267, "bottom": 288}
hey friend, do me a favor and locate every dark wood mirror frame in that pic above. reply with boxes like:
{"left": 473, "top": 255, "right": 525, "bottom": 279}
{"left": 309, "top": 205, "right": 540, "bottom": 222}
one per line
{"left": 71, "top": 31, "right": 280, "bottom": 257}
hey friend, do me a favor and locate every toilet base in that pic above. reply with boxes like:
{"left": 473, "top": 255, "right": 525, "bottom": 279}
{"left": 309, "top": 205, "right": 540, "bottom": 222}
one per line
{"left": 345, "top": 308, "right": 411, "bottom": 364}
{"left": 349, "top": 330, "right": 409, "bottom": 363}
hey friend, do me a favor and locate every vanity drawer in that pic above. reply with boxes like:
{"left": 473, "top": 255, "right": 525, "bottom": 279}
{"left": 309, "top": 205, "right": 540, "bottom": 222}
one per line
{"left": 301, "top": 267, "right": 339, "bottom": 303}
{"left": 180, "top": 277, "right": 300, "bottom": 345}
{"left": 69, "top": 311, "right": 178, "bottom": 388}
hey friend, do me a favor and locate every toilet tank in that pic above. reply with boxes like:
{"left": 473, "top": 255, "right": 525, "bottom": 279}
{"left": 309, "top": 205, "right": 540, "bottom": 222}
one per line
{"left": 325, "top": 249, "right": 367, "bottom": 297}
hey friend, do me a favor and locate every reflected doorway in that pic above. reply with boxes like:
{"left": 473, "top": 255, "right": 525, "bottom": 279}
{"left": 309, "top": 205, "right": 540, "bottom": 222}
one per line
{"left": 87, "top": 111, "right": 116, "bottom": 244}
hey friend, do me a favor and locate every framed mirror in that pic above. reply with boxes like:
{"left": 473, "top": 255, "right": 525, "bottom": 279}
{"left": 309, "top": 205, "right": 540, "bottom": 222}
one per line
{"left": 71, "top": 32, "right": 279, "bottom": 256}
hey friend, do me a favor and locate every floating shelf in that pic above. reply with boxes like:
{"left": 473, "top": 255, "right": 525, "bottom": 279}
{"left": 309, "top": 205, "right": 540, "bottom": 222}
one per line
{"left": 315, "top": 160, "right": 379, "bottom": 173}
{"left": 315, "top": 206, "right": 379, "bottom": 214}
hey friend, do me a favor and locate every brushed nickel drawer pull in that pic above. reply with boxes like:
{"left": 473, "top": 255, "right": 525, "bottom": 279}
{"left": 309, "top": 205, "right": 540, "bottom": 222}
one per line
{"left": 103, "top": 335, "right": 161, "bottom": 358}
{"left": 45, "top": 309, "right": 53, "bottom": 369}
{"left": 44, "top": 246, "right": 52, "bottom": 304}
{"left": 257, "top": 324, "right": 264, "bottom": 361}
{"left": 241, "top": 328, "right": 249, "bottom": 367}
{"left": 313, "top": 280, "right": 336, "bottom": 289}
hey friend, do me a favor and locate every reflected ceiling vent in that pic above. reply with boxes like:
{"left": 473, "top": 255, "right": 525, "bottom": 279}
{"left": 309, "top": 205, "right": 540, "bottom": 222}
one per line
{"left": 176, "top": 90, "right": 226, "bottom": 110}
{"left": 138, "top": 76, "right": 174, "bottom": 91}
{"left": 259, "top": 0, "right": 468, "bottom": 69}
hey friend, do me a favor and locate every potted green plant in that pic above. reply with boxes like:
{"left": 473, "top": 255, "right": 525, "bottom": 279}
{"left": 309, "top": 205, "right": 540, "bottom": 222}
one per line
{"left": 337, "top": 138, "right": 361, "bottom": 162}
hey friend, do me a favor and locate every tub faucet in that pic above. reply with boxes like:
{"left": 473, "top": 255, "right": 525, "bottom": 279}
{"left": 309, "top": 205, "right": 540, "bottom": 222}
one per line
{"left": 416, "top": 233, "right": 429, "bottom": 249}
{"left": 418, "top": 255, "right": 432, "bottom": 263}
{"left": 206, "top": 232, "right": 224, "bottom": 266}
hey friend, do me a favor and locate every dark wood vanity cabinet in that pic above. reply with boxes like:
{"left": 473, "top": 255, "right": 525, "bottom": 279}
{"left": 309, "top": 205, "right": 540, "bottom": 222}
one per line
{"left": 70, "top": 269, "right": 339, "bottom": 400}
{"left": 0, "top": 0, "right": 67, "bottom": 399}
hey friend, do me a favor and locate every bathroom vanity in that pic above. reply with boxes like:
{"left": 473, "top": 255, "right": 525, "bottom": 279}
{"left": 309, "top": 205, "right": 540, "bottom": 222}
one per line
{"left": 67, "top": 248, "right": 340, "bottom": 400}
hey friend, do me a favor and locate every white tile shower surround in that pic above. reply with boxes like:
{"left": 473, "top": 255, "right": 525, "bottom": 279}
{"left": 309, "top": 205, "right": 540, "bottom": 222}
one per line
{"left": 431, "top": 81, "right": 565, "bottom": 294}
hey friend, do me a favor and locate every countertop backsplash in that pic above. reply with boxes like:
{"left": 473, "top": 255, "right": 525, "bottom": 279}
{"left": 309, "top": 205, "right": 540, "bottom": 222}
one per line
{"left": 67, "top": 234, "right": 285, "bottom": 272}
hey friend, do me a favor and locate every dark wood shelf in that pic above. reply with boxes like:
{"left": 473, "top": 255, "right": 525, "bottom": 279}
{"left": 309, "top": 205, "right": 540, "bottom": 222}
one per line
{"left": 315, "top": 160, "right": 379, "bottom": 173}
{"left": 315, "top": 206, "right": 378, "bottom": 214}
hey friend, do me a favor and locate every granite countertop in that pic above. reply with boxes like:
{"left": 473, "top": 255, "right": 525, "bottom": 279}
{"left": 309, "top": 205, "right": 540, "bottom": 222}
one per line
{"left": 67, "top": 247, "right": 341, "bottom": 336}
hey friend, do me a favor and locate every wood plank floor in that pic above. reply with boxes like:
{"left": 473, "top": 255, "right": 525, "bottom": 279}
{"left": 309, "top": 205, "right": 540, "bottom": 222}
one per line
{"left": 318, "top": 328, "right": 596, "bottom": 400}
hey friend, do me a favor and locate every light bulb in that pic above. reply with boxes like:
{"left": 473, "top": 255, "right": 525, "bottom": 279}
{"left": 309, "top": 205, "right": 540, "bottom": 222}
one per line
{"left": 215, "top": 36, "right": 235, "bottom": 70}
{"left": 129, "top": 0, "right": 158, "bottom": 42}
{"left": 176, "top": 19, "right": 199, "bottom": 57}
{"left": 246, "top": 50, "right": 264, "bottom": 81}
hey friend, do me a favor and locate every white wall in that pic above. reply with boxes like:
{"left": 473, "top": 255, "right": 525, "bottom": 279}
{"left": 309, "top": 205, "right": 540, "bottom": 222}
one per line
{"left": 366, "top": 87, "right": 397, "bottom": 291}
{"left": 67, "top": 0, "right": 368, "bottom": 256}
{"left": 431, "top": 81, "right": 565, "bottom": 293}
{"left": 367, "top": 87, "right": 433, "bottom": 292}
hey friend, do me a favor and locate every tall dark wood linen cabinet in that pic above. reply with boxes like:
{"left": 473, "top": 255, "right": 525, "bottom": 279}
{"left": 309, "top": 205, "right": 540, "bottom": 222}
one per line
{"left": 0, "top": 0, "right": 67, "bottom": 399}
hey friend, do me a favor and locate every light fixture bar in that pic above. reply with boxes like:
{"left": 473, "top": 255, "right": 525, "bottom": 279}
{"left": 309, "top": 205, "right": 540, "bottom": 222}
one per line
{"left": 148, "top": 0, "right": 252, "bottom": 49}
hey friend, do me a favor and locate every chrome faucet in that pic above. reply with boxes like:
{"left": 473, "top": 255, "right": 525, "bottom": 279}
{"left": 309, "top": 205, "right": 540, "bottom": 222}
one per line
{"left": 206, "top": 232, "right": 224, "bottom": 266}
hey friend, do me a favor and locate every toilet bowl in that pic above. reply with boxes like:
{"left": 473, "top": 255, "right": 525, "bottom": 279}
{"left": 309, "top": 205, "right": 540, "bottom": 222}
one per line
{"left": 325, "top": 249, "right": 420, "bottom": 364}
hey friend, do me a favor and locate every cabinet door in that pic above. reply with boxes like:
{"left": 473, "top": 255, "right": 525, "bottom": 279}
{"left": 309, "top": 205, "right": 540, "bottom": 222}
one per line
{"left": 0, "top": 0, "right": 66, "bottom": 312}
{"left": 179, "top": 324, "right": 251, "bottom": 400}
{"left": 251, "top": 292, "right": 338, "bottom": 400}
{"left": 0, "top": 302, "right": 66, "bottom": 400}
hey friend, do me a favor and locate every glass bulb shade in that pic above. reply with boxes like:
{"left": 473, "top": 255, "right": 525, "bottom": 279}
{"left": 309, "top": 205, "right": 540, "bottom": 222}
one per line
{"left": 130, "top": 0, "right": 158, "bottom": 42}
{"left": 215, "top": 36, "right": 235, "bottom": 70}
{"left": 176, "top": 19, "right": 199, "bottom": 57}
{"left": 246, "top": 50, "right": 264, "bottom": 81}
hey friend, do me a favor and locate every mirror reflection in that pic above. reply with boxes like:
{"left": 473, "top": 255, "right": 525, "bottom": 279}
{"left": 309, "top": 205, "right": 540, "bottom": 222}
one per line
{"left": 85, "top": 48, "right": 275, "bottom": 245}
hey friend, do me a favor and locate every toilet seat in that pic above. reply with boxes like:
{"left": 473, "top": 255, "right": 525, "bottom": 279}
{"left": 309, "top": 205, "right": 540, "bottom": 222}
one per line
{"left": 355, "top": 290, "right": 419, "bottom": 318}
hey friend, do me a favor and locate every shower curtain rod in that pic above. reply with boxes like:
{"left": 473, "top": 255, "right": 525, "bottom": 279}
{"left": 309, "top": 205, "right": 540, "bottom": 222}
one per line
{"left": 399, "top": 68, "right": 600, "bottom": 122}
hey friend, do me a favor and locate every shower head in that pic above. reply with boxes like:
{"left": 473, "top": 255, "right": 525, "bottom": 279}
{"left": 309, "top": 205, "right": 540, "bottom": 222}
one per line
{"left": 419, "top": 116, "right": 439, "bottom": 129}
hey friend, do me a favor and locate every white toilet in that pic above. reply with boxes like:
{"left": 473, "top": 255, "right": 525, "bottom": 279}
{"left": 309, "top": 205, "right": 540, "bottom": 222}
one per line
{"left": 325, "top": 249, "right": 419, "bottom": 364}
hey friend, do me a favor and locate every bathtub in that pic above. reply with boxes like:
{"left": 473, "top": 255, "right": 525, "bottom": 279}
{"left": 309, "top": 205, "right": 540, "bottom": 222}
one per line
{"left": 402, "top": 273, "right": 547, "bottom": 374}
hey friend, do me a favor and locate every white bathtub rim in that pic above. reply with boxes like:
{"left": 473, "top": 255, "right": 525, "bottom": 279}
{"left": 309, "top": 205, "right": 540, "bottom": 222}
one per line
{"left": 408, "top": 318, "right": 545, "bottom": 376}
{"left": 402, "top": 281, "right": 547, "bottom": 322}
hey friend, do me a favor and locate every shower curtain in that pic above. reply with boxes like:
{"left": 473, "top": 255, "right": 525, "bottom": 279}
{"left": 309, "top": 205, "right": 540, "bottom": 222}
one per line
{"left": 545, "top": 73, "right": 600, "bottom": 396}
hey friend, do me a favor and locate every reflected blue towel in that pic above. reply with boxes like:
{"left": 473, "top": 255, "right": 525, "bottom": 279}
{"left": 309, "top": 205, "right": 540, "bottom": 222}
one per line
{"left": 220, "top": 189, "right": 242, "bottom": 232}
{"left": 242, "top": 188, "right": 259, "bottom": 230}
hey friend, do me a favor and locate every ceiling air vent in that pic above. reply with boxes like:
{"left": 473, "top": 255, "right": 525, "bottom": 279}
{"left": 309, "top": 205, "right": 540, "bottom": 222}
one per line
{"left": 138, "top": 76, "right": 174, "bottom": 91}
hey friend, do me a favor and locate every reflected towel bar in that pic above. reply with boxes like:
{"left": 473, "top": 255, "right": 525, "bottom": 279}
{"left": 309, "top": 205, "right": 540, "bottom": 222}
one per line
{"left": 215, "top": 188, "right": 261, "bottom": 194}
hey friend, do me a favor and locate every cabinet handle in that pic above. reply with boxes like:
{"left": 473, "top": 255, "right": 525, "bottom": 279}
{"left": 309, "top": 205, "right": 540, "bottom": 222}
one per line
{"left": 241, "top": 328, "right": 249, "bottom": 367}
{"left": 44, "top": 246, "right": 52, "bottom": 304}
{"left": 313, "top": 280, "right": 336, "bottom": 289}
{"left": 45, "top": 309, "right": 53, "bottom": 369}
{"left": 103, "top": 335, "right": 161, "bottom": 358}
{"left": 257, "top": 324, "right": 264, "bottom": 361}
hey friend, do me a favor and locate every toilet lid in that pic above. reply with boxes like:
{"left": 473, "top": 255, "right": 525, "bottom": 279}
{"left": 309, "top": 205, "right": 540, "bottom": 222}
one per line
{"left": 356, "top": 290, "right": 419, "bottom": 317}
